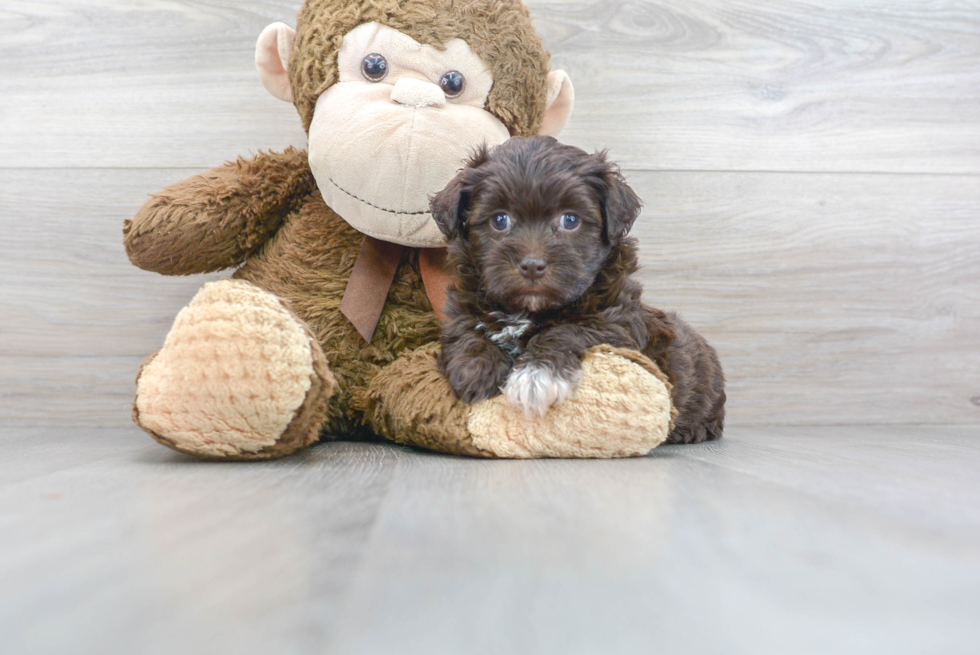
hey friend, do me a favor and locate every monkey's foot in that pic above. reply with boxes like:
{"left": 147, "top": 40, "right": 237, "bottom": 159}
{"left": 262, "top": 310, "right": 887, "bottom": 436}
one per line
{"left": 133, "top": 279, "right": 336, "bottom": 459}
{"left": 364, "top": 344, "right": 674, "bottom": 458}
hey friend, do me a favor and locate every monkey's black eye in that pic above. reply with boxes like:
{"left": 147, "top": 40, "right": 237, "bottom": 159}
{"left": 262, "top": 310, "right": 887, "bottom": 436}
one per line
{"left": 559, "top": 213, "right": 580, "bottom": 231}
{"left": 491, "top": 213, "right": 511, "bottom": 231}
{"left": 439, "top": 70, "right": 465, "bottom": 97}
{"left": 361, "top": 54, "right": 389, "bottom": 81}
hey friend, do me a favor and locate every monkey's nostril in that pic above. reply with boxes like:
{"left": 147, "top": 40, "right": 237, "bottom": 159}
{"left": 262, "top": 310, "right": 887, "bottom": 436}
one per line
{"left": 519, "top": 257, "right": 548, "bottom": 279}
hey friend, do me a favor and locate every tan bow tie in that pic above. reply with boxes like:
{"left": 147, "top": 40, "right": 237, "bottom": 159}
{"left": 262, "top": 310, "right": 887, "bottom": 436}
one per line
{"left": 339, "top": 236, "right": 452, "bottom": 343}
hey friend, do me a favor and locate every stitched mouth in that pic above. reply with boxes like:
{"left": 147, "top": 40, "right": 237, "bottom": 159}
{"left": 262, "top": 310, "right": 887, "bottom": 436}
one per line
{"left": 327, "top": 176, "right": 429, "bottom": 216}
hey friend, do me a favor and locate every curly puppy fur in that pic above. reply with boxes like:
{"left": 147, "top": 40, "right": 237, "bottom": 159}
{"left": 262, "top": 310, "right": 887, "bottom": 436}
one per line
{"left": 431, "top": 136, "right": 726, "bottom": 444}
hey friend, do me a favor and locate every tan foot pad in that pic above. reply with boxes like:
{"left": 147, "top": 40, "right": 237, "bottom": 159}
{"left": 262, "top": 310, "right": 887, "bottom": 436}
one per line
{"left": 134, "top": 279, "right": 334, "bottom": 459}
{"left": 468, "top": 345, "right": 675, "bottom": 458}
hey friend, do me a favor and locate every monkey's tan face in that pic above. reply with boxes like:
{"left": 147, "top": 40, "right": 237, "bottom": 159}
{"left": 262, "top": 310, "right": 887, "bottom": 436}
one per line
{"left": 308, "top": 22, "right": 511, "bottom": 248}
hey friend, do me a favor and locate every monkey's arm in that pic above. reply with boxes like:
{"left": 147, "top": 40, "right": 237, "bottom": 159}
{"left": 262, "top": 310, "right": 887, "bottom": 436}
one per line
{"left": 503, "top": 306, "right": 674, "bottom": 417}
{"left": 123, "top": 147, "right": 315, "bottom": 275}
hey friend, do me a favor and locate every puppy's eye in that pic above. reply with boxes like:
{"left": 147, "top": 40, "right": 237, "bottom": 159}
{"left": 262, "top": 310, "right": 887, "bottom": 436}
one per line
{"left": 491, "top": 213, "right": 511, "bottom": 231}
{"left": 559, "top": 213, "right": 580, "bottom": 231}
{"left": 361, "top": 54, "right": 389, "bottom": 82}
{"left": 440, "top": 70, "right": 465, "bottom": 97}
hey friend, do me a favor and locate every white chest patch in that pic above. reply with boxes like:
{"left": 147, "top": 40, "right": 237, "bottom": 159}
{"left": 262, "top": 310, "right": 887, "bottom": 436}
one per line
{"left": 477, "top": 312, "right": 533, "bottom": 357}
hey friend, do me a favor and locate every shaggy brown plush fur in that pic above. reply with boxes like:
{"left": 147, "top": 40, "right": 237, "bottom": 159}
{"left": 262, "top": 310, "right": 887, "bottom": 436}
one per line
{"left": 431, "top": 137, "right": 726, "bottom": 444}
{"left": 123, "top": 147, "right": 315, "bottom": 275}
{"left": 290, "top": 0, "right": 550, "bottom": 135}
{"left": 363, "top": 342, "right": 497, "bottom": 457}
{"left": 128, "top": 154, "right": 444, "bottom": 444}
{"left": 233, "top": 189, "right": 443, "bottom": 439}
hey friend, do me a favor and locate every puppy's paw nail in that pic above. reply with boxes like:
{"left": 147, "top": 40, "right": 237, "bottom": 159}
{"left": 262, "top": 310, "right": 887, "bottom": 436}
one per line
{"left": 503, "top": 363, "right": 582, "bottom": 418}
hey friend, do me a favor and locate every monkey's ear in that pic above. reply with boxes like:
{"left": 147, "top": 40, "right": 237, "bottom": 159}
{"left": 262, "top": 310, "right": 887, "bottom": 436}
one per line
{"left": 256, "top": 22, "right": 296, "bottom": 102}
{"left": 538, "top": 71, "right": 575, "bottom": 137}
{"left": 429, "top": 173, "right": 471, "bottom": 242}
{"left": 594, "top": 155, "right": 642, "bottom": 242}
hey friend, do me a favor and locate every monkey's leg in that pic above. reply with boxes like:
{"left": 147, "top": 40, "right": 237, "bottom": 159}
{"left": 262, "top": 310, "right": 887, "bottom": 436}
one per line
{"left": 133, "top": 279, "right": 336, "bottom": 460}
{"left": 362, "top": 344, "right": 674, "bottom": 459}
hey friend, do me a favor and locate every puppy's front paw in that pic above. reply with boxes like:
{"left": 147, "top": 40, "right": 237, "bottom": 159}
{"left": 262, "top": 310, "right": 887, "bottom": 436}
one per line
{"left": 503, "top": 362, "right": 583, "bottom": 418}
{"left": 446, "top": 354, "right": 510, "bottom": 405}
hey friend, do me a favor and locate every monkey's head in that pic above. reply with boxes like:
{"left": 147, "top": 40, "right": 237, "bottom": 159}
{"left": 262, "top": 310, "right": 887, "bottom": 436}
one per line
{"left": 255, "top": 0, "right": 574, "bottom": 248}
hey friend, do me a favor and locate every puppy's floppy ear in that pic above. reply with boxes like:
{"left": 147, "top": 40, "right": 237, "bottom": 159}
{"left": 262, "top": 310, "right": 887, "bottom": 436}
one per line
{"left": 429, "top": 172, "right": 471, "bottom": 241}
{"left": 591, "top": 152, "right": 642, "bottom": 243}
{"left": 429, "top": 145, "right": 490, "bottom": 241}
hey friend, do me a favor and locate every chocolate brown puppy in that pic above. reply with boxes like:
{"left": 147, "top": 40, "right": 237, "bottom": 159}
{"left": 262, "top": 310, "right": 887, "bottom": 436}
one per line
{"left": 430, "top": 136, "right": 726, "bottom": 444}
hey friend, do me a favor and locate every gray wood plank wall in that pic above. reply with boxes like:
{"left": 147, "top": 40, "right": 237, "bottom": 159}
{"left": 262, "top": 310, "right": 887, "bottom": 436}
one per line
{"left": 2, "top": 1, "right": 978, "bottom": 428}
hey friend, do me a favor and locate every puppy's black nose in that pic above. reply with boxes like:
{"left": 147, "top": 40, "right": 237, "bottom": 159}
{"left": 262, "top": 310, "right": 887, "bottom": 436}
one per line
{"left": 519, "top": 257, "right": 548, "bottom": 279}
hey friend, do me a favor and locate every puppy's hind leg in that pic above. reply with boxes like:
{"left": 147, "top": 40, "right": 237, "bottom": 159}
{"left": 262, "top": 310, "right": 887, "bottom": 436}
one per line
{"left": 660, "top": 312, "right": 726, "bottom": 445}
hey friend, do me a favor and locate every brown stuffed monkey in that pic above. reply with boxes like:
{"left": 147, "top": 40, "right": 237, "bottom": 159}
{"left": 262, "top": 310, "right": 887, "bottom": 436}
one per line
{"left": 123, "top": 0, "right": 675, "bottom": 460}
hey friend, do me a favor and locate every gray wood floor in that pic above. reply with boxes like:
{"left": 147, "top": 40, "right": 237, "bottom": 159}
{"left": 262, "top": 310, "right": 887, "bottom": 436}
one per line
{"left": 2, "top": 425, "right": 978, "bottom": 655}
